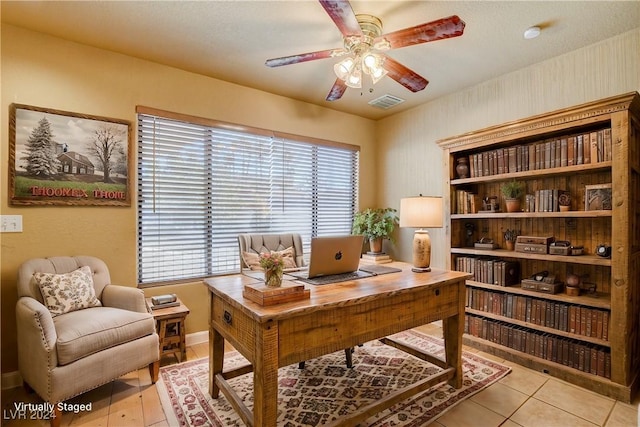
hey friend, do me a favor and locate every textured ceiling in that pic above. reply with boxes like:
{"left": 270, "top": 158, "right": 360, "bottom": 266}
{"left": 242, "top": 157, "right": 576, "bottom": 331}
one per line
{"left": 2, "top": 1, "right": 639, "bottom": 120}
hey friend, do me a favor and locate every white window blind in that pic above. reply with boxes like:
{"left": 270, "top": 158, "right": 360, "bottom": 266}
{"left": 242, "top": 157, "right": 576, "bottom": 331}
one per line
{"left": 137, "top": 112, "right": 359, "bottom": 285}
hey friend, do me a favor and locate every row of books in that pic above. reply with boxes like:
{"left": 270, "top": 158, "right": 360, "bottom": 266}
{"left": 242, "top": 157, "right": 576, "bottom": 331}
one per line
{"left": 465, "top": 315, "right": 611, "bottom": 379}
{"left": 453, "top": 190, "right": 481, "bottom": 214}
{"left": 456, "top": 257, "right": 520, "bottom": 286}
{"left": 461, "top": 128, "right": 612, "bottom": 179}
{"left": 525, "top": 189, "right": 570, "bottom": 213}
{"left": 466, "top": 288, "right": 609, "bottom": 340}
{"left": 453, "top": 188, "right": 571, "bottom": 214}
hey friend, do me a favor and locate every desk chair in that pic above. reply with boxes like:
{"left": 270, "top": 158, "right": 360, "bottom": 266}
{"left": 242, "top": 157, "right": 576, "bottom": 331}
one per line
{"left": 238, "top": 233, "right": 354, "bottom": 368}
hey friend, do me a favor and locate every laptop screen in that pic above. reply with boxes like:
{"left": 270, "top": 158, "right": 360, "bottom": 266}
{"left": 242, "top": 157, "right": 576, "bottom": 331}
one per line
{"left": 305, "top": 235, "right": 364, "bottom": 278}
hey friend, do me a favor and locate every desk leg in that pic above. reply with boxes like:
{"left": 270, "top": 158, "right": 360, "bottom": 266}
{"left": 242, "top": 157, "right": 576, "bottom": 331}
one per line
{"left": 209, "top": 324, "right": 225, "bottom": 398}
{"left": 443, "top": 279, "right": 465, "bottom": 388}
{"left": 253, "top": 320, "right": 279, "bottom": 427}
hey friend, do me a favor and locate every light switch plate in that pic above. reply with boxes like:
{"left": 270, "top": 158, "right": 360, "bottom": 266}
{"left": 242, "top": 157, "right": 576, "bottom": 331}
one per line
{"left": 1, "top": 215, "right": 23, "bottom": 232}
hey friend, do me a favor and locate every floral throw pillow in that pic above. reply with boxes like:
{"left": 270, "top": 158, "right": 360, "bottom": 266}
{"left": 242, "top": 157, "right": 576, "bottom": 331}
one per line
{"left": 242, "top": 246, "right": 297, "bottom": 270}
{"left": 34, "top": 266, "right": 102, "bottom": 316}
{"left": 241, "top": 251, "right": 262, "bottom": 270}
{"left": 272, "top": 246, "right": 297, "bottom": 269}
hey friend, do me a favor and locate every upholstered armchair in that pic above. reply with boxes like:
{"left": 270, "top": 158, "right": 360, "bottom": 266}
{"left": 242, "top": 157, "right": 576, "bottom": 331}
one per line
{"left": 237, "top": 233, "right": 354, "bottom": 368}
{"left": 238, "top": 233, "right": 306, "bottom": 270}
{"left": 16, "top": 256, "right": 159, "bottom": 427}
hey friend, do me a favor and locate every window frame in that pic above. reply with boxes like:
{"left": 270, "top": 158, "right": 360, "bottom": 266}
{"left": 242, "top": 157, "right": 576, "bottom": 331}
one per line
{"left": 136, "top": 106, "right": 360, "bottom": 286}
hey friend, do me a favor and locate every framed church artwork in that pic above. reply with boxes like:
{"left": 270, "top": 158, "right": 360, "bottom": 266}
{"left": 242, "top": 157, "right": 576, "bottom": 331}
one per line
{"left": 584, "top": 183, "right": 612, "bottom": 211}
{"left": 9, "top": 104, "right": 132, "bottom": 206}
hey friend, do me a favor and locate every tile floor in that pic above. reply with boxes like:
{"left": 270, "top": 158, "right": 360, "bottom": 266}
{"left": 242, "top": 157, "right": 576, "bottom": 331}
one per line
{"left": 1, "top": 323, "right": 637, "bottom": 426}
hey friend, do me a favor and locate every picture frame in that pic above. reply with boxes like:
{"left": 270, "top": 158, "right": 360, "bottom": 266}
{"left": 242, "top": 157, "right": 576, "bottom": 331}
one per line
{"left": 9, "top": 104, "right": 132, "bottom": 206}
{"left": 584, "top": 183, "right": 612, "bottom": 211}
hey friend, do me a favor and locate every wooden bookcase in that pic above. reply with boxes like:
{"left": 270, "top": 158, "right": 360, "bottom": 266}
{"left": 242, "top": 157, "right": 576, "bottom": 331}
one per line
{"left": 437, "top": 92, "right": 640, "bottom": 402}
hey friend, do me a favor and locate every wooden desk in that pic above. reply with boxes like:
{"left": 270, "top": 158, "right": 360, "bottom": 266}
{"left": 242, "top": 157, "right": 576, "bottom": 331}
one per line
{"left": 204, "top": 264, "right": 471, "bottom": 427}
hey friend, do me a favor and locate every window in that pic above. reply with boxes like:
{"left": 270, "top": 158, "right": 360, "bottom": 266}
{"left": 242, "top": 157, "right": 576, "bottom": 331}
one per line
{"left": 137, "top": 108, "right": 359, "bottom": 285}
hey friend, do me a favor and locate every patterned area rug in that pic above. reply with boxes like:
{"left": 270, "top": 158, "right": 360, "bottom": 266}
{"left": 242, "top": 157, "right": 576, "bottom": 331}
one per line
{"left": 157, "top": 330, "right": 510, "bottom": 426}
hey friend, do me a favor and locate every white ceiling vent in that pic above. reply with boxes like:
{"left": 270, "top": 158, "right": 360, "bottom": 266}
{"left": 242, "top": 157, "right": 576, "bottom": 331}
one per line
{"left": 368, "top": 94, "right": 405, "bottom": 109}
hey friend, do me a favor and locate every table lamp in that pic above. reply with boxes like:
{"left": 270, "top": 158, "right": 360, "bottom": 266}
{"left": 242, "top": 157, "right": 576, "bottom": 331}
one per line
{"left": 400, "top": 196, "right": 444, "bottom": 272}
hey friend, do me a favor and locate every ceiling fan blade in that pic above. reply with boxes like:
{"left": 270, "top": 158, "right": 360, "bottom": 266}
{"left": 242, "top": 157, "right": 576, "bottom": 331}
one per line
{"left": 382, "top": 56, "right": 428, "bottom": 92}
{"left": 265, "top": 48, "right": 347, "bottom": 67}
{"left": 326, "top": 79, "right": 348, "bottom": 101}
{"left": 374, "top": 15, "right": 465, "bottom": 50}
{"left": 319, "top": 0, "right": 363, "bottom": 37}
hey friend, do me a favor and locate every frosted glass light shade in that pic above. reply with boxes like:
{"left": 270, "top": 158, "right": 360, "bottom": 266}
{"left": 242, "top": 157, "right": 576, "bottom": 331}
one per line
{"left": 334, "top": 57, "right": 355, "bottom": 80}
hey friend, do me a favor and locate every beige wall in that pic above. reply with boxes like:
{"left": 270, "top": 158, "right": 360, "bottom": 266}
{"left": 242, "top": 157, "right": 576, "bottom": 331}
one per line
{"left": 378, "top": 28, "right": 640, "bottom": 267}
{"left": 0, "top": 24, "right": 377, "bottom": 374}
{"left": 2, "top": 22, "right": 639, "bottom": 377}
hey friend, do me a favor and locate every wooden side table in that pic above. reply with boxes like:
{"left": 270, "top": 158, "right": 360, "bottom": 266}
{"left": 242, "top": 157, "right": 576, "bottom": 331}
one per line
{"left": 146, "top": 298, "right": 190, "bottom": 363}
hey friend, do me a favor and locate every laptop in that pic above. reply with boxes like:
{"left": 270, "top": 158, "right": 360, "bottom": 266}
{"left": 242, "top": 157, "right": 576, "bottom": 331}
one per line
{"left": 288, "top": 235, "right": 369, "bottom": 282}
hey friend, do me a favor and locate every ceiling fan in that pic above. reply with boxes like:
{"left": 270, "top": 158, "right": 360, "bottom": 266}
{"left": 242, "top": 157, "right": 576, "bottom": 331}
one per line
{"left": 265, "top": 0, "right": 465, "bottom": 102}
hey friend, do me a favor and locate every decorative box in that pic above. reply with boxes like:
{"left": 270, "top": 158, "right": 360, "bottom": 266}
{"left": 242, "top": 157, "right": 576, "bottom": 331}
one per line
{"left": 521, "top": 279, "right": 564, "bottom": 294}
{"left": 515, "top": 243, "right": 548, "bottom": 254}
{"left": 243, "top": 281, "right": 310, "bottom": 306}
{"left": 571, "top": 246, "right": 584, "bottom": 255}
{"left": 474, "top": 242, "right": 499, "bottom": 249}
{"left": 549, "top": 241, "right": 571, "bottom": 255}
{"left": 516, "top": 236, "right": 555, "bottom": 245}
{"left": 536, "top": 281, "right": 564, "bottom": 294}
{"left": 515, "top": 236, "right": 554, "bottom": 254}
{"left": 521, "top": 280, "right": 539, "bottom": 291}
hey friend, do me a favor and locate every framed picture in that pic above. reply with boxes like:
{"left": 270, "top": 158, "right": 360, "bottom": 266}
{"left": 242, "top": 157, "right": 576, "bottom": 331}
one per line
{"left": 9, "top": 104, "right": 132, "bottom": 206}
{"left": 585, "top": 183, "right": 612, "bottom": 211}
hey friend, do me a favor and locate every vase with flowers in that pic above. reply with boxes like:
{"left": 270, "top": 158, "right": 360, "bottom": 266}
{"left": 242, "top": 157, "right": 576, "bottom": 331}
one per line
{"left": 259, "top": 252, "right": 284, "bottom": 287}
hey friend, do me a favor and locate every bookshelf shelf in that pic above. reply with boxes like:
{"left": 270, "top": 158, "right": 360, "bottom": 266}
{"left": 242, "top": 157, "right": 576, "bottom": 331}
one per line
{"left": 451, "top": 210, "right": 612, "bottom": 220}
{"left": 466, "top": 308, "right": 610, "bottom": 347}
{"left": 451, "top": 248, "right": 612, "bottom": 267}
{"left": 462, "top": 335, "right": 620, "bottom": 397}
{"left": 466, "top": 280, "right": 611, "bottom": 309}
{"left": 451, "top": 161, "right": 612, "bottom": 185}
{"left": 438, "top": 92, "right": 640, "bottom": 402}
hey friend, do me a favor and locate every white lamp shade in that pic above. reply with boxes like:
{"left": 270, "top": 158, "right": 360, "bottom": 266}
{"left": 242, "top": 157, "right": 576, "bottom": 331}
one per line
{"left": 399, "top": 196, "right": 444, "bottom": 228}
{"left": 400, "top": 196, "right": 443, "bottom": 272}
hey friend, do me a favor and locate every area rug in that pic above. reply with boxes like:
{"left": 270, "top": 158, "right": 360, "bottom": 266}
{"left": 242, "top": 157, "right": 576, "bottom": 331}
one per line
{"left": 157, "top": 330, "right": 510, "bottom": 426}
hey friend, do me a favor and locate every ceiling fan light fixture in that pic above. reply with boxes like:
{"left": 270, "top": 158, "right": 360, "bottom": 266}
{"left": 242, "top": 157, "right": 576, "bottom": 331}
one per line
{"left": 266, "top": 2, "right": 466, "bottom": 102}
{"left": 335, "top": 52, "right": 386, "bottom": 87}
{"left": 362, "top": 52, "right": 387, "bottom": 84}
{"left": 369, "top": 66, "right": 388, "bottom": 84}
{"left": 334, "top": 57, "right": 356, "bottom": 80}
{"left": 363, "top": 52, "right": 378, "bottom": 68}
{"left": 345, "top": 66, "right": 362, "bottom": 88}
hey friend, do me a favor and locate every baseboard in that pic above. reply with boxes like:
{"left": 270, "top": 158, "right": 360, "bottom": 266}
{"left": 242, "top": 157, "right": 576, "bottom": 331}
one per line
{"left": 186, "top": 330, "right": 208, "bottom": 347}
{"left": 1, "top": 371, "right": 22, "bottom": 390}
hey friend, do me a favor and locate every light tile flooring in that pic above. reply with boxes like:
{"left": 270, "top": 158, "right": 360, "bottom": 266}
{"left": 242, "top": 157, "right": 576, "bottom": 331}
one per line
{"left": 2, "top": 323, "right": 638, "bottom": 427}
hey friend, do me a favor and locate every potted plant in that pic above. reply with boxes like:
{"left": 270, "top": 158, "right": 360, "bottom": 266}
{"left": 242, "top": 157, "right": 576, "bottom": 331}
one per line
{"left": 503, "top": 228, "right": 520, "bottom": 251}
{"left": 500, "top": 180, "right": 525, "bottom": 213}
{"left": 352, "top": 208, "right": 399, "bottom": 254}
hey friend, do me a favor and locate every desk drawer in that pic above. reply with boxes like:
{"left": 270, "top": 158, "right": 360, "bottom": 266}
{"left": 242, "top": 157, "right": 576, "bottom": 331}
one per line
{"left": 211, "top": 297, "right": 256, "bottom": 358}
{"left": 278, "top": 280, "right": 462, "bottom": 364}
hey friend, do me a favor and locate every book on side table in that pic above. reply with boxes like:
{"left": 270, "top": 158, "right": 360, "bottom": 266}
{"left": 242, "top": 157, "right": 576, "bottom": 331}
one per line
{"left": 150, "top": 294, "right": 179, "bottom": 310}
